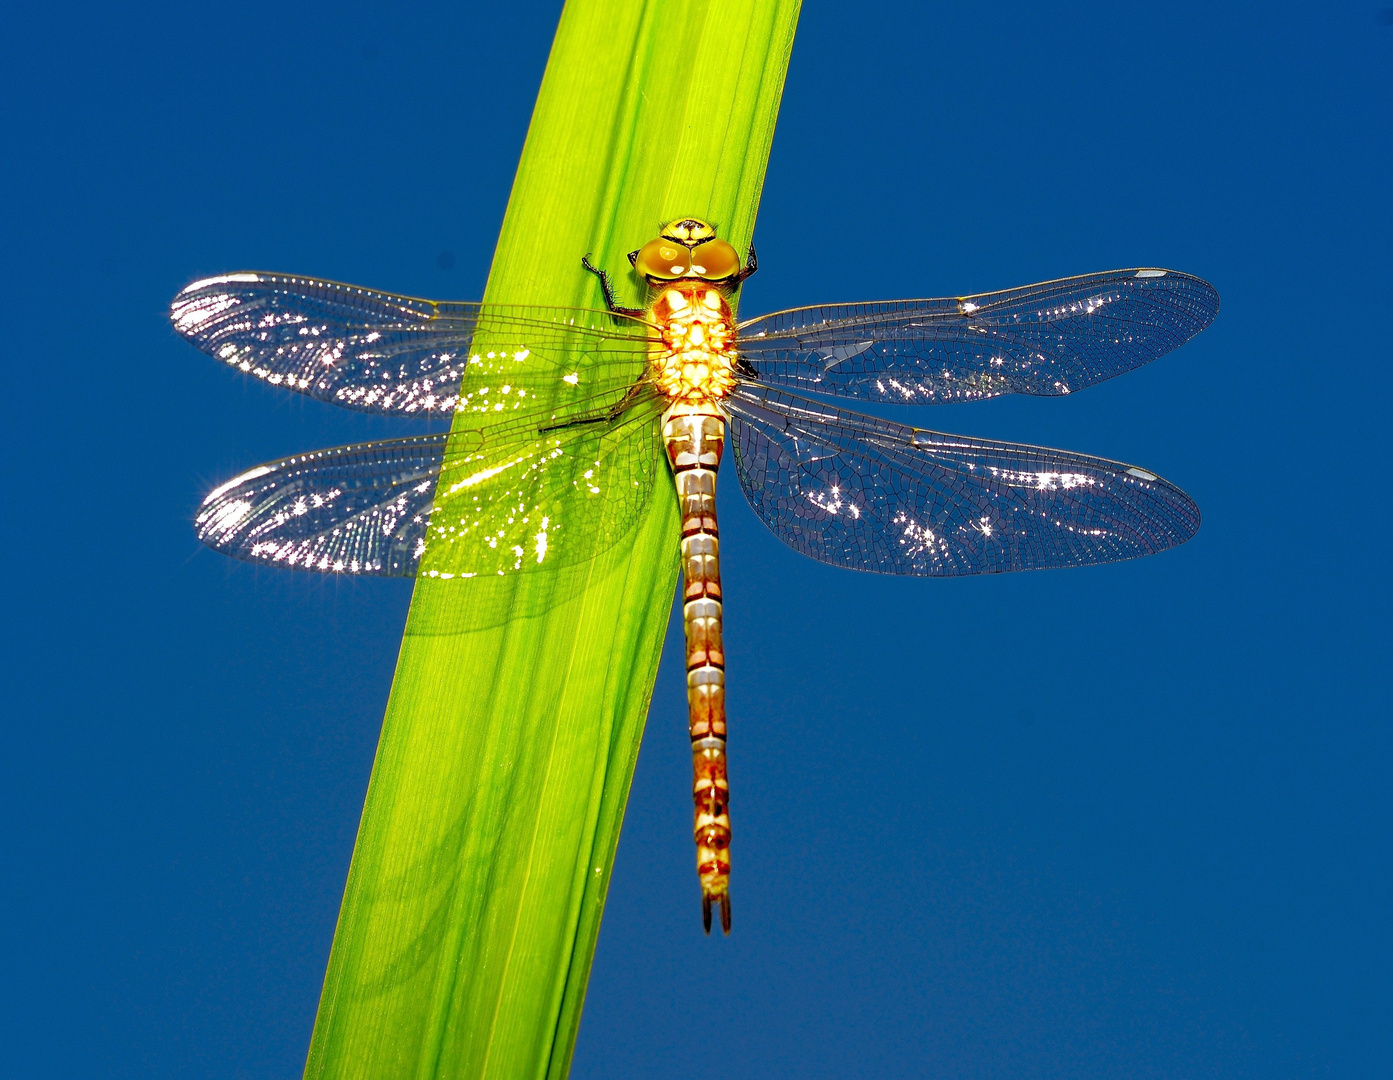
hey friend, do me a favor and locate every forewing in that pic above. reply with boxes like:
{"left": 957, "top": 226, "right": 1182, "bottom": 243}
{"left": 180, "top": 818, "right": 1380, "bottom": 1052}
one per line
{"left": 171, "top": 272, "right": 653, "bottom": 416}
{"left": 726, "top": 384, "right": 1199, "bottom": 576}
{"left": 195, "top": 390, "right": 666, "bottom": 578}
{"left": 736, "top": 269, "right": 1218, "bottom": 404}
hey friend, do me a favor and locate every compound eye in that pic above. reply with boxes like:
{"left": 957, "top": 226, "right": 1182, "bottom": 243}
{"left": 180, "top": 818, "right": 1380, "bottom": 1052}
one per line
{"left": 690, "top": 239, "right": 741, "bottom": 281}
{"left": 634, "top": 238, "right": 690, "bottom": 281}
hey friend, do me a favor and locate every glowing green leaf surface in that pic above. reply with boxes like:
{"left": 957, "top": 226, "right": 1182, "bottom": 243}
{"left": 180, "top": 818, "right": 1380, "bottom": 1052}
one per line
{"left": 303, "top": 1, "right": 801, "bottom": 1077}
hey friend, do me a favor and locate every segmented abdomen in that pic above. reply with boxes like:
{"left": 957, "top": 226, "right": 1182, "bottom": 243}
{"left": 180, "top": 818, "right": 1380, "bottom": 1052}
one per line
{"left": 662, "top": 402, "right": 731, "bottom": 934}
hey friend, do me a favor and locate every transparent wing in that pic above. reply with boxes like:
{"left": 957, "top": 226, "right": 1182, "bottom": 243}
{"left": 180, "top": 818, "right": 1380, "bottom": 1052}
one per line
{"left": 736, "top": 269, "right": 1218, "bottom": 404}
{"left": 422, "top": 390, "right": 665, "bottom": 581}
{"left": 195, "top": 436, "right": 447, "bottom": 575}
{"left": 195, "top": 388, "right": 666, "bottom": 579}
{"left": 726, "top": 383, "right": 1198, "bottom": 576}
{"left": 171, "top": 272, "right": 655, "bottom": 416}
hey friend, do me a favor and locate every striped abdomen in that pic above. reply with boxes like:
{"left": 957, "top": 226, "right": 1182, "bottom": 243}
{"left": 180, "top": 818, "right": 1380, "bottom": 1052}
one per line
{"left": 662, "top": 402, "right": 731, "bottom": 934}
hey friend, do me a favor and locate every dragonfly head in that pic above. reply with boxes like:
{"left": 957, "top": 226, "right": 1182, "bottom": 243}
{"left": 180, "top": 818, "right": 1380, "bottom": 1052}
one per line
{"left": 630, "top": 219, "right": 743, "bottom": 288}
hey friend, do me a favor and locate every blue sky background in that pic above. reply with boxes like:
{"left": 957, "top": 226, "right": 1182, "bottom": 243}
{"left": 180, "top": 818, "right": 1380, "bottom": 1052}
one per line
{"left": 2, "top": 1, "right": 1390, "bottom": 1076}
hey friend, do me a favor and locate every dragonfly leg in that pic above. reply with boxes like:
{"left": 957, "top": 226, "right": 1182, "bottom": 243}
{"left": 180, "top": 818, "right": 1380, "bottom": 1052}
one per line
{"left": 581, "top": 254, "right": 645, "bottom": 319}
{"left": 733, "top": 242, "right": 758, "bottom": 286}
{"left": 536, "top": 382, "right": 656, "bottom": 434}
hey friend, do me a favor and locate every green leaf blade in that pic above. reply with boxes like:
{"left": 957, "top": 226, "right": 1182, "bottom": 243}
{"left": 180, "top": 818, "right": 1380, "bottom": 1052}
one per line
{"left": 304, "top": 2, "right": 801, "bottom": 1077}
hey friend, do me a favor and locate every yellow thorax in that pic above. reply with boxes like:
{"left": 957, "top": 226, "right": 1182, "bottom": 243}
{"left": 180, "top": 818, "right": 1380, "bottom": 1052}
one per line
{"left": 650, "top": 283, "right": 737, "bottom": 403}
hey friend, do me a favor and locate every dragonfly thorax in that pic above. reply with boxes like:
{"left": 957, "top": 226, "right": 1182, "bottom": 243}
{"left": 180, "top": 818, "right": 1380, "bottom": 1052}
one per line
{"left": 651, "top": 282, "right": 737, "bottom": 403}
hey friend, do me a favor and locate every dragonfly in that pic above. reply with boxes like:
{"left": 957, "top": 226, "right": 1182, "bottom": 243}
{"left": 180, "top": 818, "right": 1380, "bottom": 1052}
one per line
{"left": 172, "top": 218, "right": 1218, "bottom": 934}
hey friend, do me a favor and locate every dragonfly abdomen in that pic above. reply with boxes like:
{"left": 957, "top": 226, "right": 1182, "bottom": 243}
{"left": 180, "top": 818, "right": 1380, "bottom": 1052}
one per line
{"left": 663, "top": 402, "right": 732, "bottom": 935}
